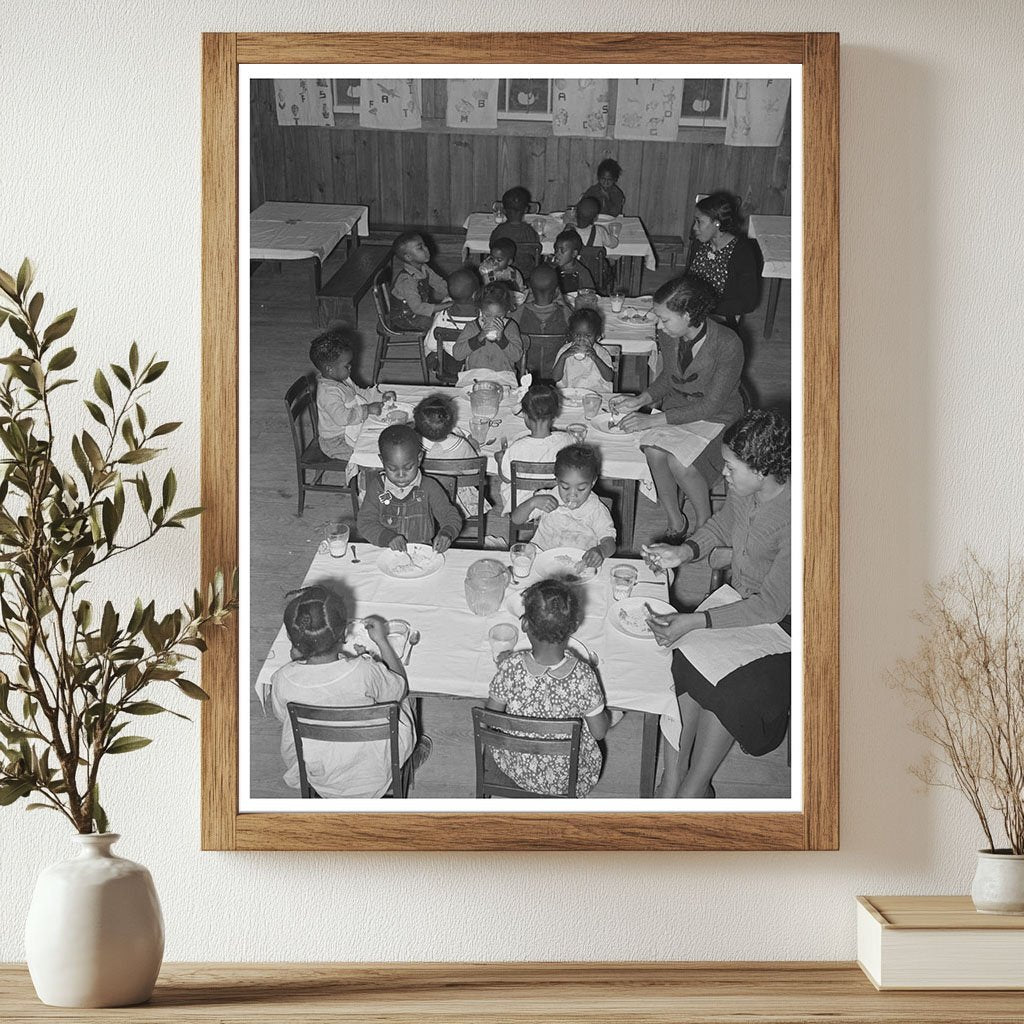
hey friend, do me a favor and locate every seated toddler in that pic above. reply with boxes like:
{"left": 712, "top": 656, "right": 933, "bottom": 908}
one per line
{"left": 389, "top": 231, "right": 450, "bottom": 332}
{"left": 413, "top": 394, "right": 482, "bottom": 516}
{"left": 424, "top": 266, "right": 480, "bottom": 384}
{"left": 552, "top": 308, "right": 614, "bottom": 395}
{"left": 452, "top": 282, "right": 524, "bottom": 382}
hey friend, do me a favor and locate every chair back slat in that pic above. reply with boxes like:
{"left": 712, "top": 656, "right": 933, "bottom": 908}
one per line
{"left": 525, "top": 333, "right": 565, "bottom": 381}
{"left": 579, "top": 244, "right": 612, "bottom": 294}
{"left": 423, "top": 455, "right": 488, "bottom": 549}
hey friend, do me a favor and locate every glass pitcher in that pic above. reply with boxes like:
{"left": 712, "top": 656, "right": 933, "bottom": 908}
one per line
{"left": 464, "top": 558, "right": 510, "bottom": 616}
{"left": 469, "top": 380, "right": 502, "bottom": 419}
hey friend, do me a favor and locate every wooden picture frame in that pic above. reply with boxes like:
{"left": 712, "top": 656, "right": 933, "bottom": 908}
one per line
{"left": 202, "top": 32, "right": 838, "bottom": 851}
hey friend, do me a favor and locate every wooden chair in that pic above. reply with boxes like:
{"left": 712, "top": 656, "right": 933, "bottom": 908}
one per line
{"left": 579, "top": 244, "right": 613, "bottom": 295}
{"left": 515, "top": 241, "right": 543, "bottom": 278}
{"left": 524, "top": 333, "right": 566, "bottom": 381}
{"left": 471, "top": 707, "right": 583, "bottom": 798}
{"left": 599, "top": 343, "right": 622, "bottom": 391}
{"left": 286, "top": 701, "right": 411, "bottom": 798}
{"left": 284, "top": 373, "right": 360, "bottom": 520}
{"left": 707, "top": 381, "right": 754, "bottom": 514}
{"left": 370, "top": 267, "right": 428, "bottom": 384}
{"left": 422, "top": 455, "right": 488, "bottom": 549}
{"left": 508, "top": 459, "right": 557, "bottom": 543}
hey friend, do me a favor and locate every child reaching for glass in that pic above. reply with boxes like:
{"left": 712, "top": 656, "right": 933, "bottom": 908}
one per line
{"left": 389, "top": 231, "right": 450, "bottom": 332}
{"left": 510, "top": 444, "right": 616, "bottom": 569}
{"left": 486, "top": 578, "right": 609, "bottom": 797}
{"left": 310, "top": 325, "right": 395, "bottom": 460}
{"left": 356, "top": 424, "right": 462, "bottom": 552}
{"left": 496, "top": 382, "right": 572, "bottom": 513}
{"left": 551, "top": 308, "right": 615, "bottom": 395}
{"left": 423, "top": 266, "right": 480, "bottom": 384}
{"left": 452, "top": 282, "right": 524, "bottom": 381}
{"left": 269, "top": 586, "right": 430, "bottom": 799}
{"left": 479, "top": 238, "right": 526, "bottom": 295}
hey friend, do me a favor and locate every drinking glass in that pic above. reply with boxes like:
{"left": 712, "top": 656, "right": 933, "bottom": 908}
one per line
{"left": 324, "top": 521, "right": 350, "bottom": 558}
{"left": 567, "top": 422, "right": 588, "bottom": 444}
{"left": 606, "top": 221, "right": 622, "bottom": 248}
{"left": 611, "top": 565, "right": 638, "bottom": 601}
{"left": 386, "top": 619, "right": 411, "bottom": 659}
{"left": 582, "top": 393, "right": 603, "bottom": 420}
{"left": 510, "top": 542, "right": 537, "bottom": 582}
{"left": 470, "top": 417, "right": 492, "bottom": 444}
{"left": 487, "top": 623, "right": 519, "bottom": 662}
{"left": 610, "top": 290, "right": 626, "bottom": 313}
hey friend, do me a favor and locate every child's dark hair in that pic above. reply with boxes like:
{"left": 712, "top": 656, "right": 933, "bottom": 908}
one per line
{"left": 378, "top": 423, "right": 422, "bottom": 458}
{"left": 597, "top": 158, "right": 622, "bottom": 181}
{"left": 554, "top": 229, "right": 582, "bottom": 254}
{"left": 529, "top": 262, "right": 559, "bottom": 292}
{"left": 309, "top": 324, "right": 358, "bottom": 375}
{"left": 479, "top": 281, "right": 515, "bottom": 314}
{"left": 520, "top": 381, "right": 561, "bottom": 423}
{"left": 501, "top": 186, "right": 531, "bottom": 213}
{"left": 567, "top": 308, "right": 602, "bottom": 338}
{"left": 575, "top": 196, "right": 600, "bottom": 224}
{"left": 392, "top": 230, "right": 425, "bottom": 256}
{"left": 521, "top": 578, "right": 583, "bottom": 644}
{"left": 283, "top": 586, "right": 347, "bottom": 659}
{"left": 447, "top": 266, "right": 480, "bottom": 301}
{"left": 555, "top": 444, "right": 600, "bottom": 482}
{"left": 490, "top": 237, "right": 516, "bottom": 262}
{"left": 413, "top": 394, "right": 457, "bottom": 442}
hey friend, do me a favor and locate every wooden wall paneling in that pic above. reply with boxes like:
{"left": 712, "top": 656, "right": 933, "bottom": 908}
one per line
{"left": 496, "top": 135, "right": 523, "bottom": 203}
{"left": 422, "top": 78, "right": 444, "bottom": 120}
{"left": 542, "top": 135, "right": 572, "bottom": 214}
{"left": 306, "top": 128, "right": 334, "bottom": 202}
{"left": 249, "top": 87, "right": 264, "bottom": 211}
{"left": 614, "top": 140, "right": 644, "bottom": 220}
{"left": 655, "top": 139, "right": 696, "bottom": 239}
{"left": 521, "top": 135, "right": 548, "bottom": 208}
{"left": 330, "top": 127, "right": 357, "bottom": 205}
{"left": 448, "top": 134, "right": 476, "bottom": 228}
{"left": 377, "top": 134, "right": 406, "bottom": 225}
{"left": 425, "top": 131, "right": 451, "bottom": 225}
{"left": 254, "top": 86, "right": 286, "bottom": 204}
{"left": 353, "top": 130, "right": 381, "bottom": 219}
{"left": 637, "top": 139, "right": 675, "bottom": 236}
{"left": 281, "top": 127, "right": 312, "bottom": 201}
{"left": 401, "top": 131, "right": 429, "bottom": 227}
{"left": 470, "top": 132, "right": 499, "bottom": 226}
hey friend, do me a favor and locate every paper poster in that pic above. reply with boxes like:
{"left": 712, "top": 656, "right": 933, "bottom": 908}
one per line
{"left": 446, "top": 79, "right": 499, "bottom": 129}
{"left": 359, "top": 79, "right": 422, "bottom": 131}
{"left": 613, "top": 79, "right": 682, "bottom": 141}
{"left": 274, "top": 79, "right": 335, "bottom": 127}
{"left": 552, "top": 78, "right": 609, "bottom": 138}
{"left": 725, "top": 79, "right": 791, "bottom": 147}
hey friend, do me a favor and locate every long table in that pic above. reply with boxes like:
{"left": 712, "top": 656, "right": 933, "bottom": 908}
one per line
{"left": 462, "top": 212, "right": 657, "bottom": 295}
{"left": 347, "top": 384, "right": 657, "bottom": 549}
{"left": 249, "top": 201, "right": 370, "bottom": 320}
{"left": 747, "top": 214, "right": 791, "bottom": 340}
{"left": 253, "top": 546, "right": 677, "bottom": 798}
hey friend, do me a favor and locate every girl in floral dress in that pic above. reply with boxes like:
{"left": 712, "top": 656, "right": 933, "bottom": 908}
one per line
{"left": 486, "top": 579, "right": 609, "bottom": 797}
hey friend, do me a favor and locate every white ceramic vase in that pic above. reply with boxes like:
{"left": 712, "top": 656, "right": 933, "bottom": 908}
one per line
{"left": 970, "top": 849, "right": 1024, "bottom": 915}
{"left": 25, "top": 833, "right": 164, "bottom": 1007}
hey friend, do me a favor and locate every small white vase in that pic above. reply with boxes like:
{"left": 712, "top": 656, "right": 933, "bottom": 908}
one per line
{"left": 970, "top": 849, "right": 1024, "bottom": 915}
{"left": 25, "top": 833, "right": 164, "bottom": 1007}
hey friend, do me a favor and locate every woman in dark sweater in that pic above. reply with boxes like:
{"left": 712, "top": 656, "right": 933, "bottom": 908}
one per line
{"left": 643, "top": 409, "right": 792, "bottom": 799}
{"left": 686, "top": 192, "right": 762, "bottom": 319}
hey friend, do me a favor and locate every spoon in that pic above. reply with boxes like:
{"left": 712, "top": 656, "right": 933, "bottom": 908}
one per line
{"left": 350, "top": 545, "right": 361, "bottom": 564}
{"left": 404, "top": 630, "right": 421, "bottom": 666}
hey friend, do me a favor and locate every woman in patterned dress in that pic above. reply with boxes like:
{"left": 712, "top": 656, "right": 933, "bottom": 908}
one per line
{"left": 486, "top": 579, "right": 609, "bottom": 797}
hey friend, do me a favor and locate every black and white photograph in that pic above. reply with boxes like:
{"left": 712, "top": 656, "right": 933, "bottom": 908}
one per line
{"left": 242, "top": 64, "right": 800, "bottom": 811}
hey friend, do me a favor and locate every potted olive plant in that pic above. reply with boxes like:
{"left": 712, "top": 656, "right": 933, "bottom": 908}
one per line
{"left": 895, "top": 552, "right": 1024, "bottom": 913}
{"left": 0, "top": 260, "right": 236, "bottom": 1005}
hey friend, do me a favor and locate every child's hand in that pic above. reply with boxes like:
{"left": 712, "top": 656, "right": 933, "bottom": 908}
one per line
{"left": 381, "top": 390, "right": 397, "bottom": 405}
{"left": 363, "top": 615, "right": 390, "bottom": 647}
{"left": 388, "top": 535, "right": 408, "bottom": 552}
{"left": 581, "top": 546, "right": 605, "bottom": 569}
{"left": 432, "top": 532, "right": 452, "bottom": 553}
{"left": 533, "top": 494, "right": 558, "bottom": 514}
{"left": 366, "top": 402, "right": 384, "bottom": 416}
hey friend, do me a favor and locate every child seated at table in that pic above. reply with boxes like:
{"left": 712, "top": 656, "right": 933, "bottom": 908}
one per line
{"left": 389, "top": 231, "right": 450, "bottom": 332}
{"left": 510, "top": 444, "right": 616, "bottom": 569}
{"left": 489, "top": 186, "right": 541, "bottom": 273}
{"left": 413, "top": 393, "right": 482, "bottom": 516}
{"left": 572, "top": 195, "right": 614, "bottom": 250}
{"left": 452, "top": 283, "right": 524, "bottom": 382}
{"left": 424, "top": 267, "right": 479, "bottom": 384}
{"left": 552, "top": 308, "right": 615, "bottom": 395}
{"left": 513, "top": 263, "right": 572, "bottom": 337}
{"left": 579, "top": 158, "right": 625, "bottom": 218}
{"left": 486, "top": 578, "right": 609, "bottom": 797}
{"left": 497, "top": 382, "right": 572, "bottom": 513}
{"left": 552, "top": 230, "right": 597, "bottom": 295}
{"left": 480, "top": 238, "right": 526, "bottom": 295}
{"left": 310, "top": 325, "right": 393, "bottom": 460}
{"left": 270, "top": 586, "right": 430, "bottom": 799}
{"left": 357, "top": 424, "right": 462, "bottom": 552}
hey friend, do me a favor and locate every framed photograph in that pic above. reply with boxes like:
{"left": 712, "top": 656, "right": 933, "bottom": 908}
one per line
{"left": 202, "top": 32, "right": 838, "bottom": 851}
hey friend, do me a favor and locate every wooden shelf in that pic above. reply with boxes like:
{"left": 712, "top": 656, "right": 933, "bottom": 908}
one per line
{"left": 3, "top": 962, "right": 1024, "bottom": 1022}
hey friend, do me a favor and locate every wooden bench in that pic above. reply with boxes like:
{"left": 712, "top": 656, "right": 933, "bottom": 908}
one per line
{"left": 316, "top": 244, "right": 392, "bottom": 326}
{"left": 651, "top": 233, "right": 688, "bottom": 268}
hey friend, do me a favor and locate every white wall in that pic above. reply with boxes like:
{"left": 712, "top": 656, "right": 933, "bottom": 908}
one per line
{"left": 2, "top": 1, "right": 1022, "bottom": 962}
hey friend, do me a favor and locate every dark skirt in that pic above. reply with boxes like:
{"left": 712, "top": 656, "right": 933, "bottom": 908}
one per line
{"left": 672, "top": 649, "right": 791, "bottom": 757}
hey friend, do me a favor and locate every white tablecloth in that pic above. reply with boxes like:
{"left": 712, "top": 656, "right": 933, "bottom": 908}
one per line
{"left": 462, "top": 213, "right": 657, "bottom": 271}
{"left": 253, "top": 546, "right": 680, "bottom": 746}
{"left": 250, "top": 202, "right": 370, "bottom": 263}
{"left": 747, "top": 215, "right": 791, "bottom": 280}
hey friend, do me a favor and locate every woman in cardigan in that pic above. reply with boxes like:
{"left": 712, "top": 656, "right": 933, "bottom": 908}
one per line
{"left": 611, "top": 275, "right": 744, "bottom": 537}
{"left": 686, "top": 192, "right": 762, "bottom": 322}
{"left": 643, "top": 409, "right": 792, "bottom": 799}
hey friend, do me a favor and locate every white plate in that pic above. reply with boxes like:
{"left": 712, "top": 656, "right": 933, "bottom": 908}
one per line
{"left": 533, "top": 547, "right": 599, "bottom": 583}
{"left": 370, "top": 402, "right": 415, "bottom": 425}
{"left": 588, "top": 412, "right": 628, "bottom": 438}
{"left": 609, "top": 597, "right": 676, "bottom": 639}
{"left": 377, "top": 543, "right": 445, "bottom": 581}
{"left": 559, "top": 386, "right": 599, "bottom": 408}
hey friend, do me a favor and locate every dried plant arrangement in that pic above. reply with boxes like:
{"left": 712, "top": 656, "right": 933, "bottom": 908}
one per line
{"left": 0, "top": 259, "right": 236, "bottom": 833}
{"left": 894, "top": 552, "right": 1024, "bottom": 854}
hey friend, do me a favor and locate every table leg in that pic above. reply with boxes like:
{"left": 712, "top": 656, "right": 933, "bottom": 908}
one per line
{"left": 310, "top": 258, "right": 323, "bottom": 325}
{"left": 639, "top": 711, "right": 659, "bottom": 798}
{"left": 763, "top": 277, "right": 782, "bottom": 340}
{"left": 620, "top": 256, "right": 643, "bottom": 296}
{"left": 620, "top": 478, "right": 637, "bottom": 555}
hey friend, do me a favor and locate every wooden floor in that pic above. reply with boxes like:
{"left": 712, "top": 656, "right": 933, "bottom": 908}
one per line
{"left": 247, "top": 241, "right": 792, "bottom": 801}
